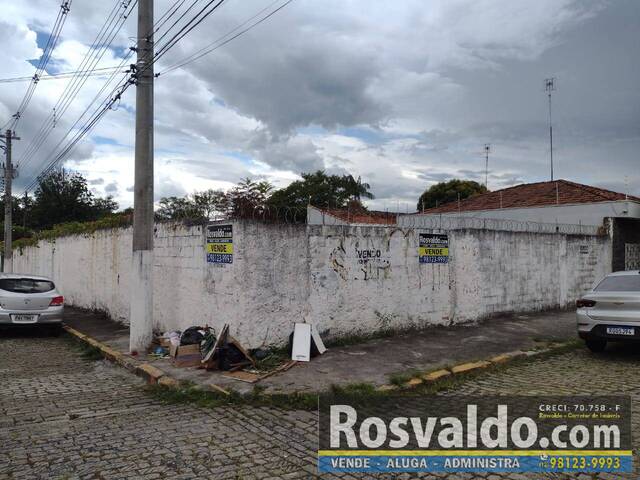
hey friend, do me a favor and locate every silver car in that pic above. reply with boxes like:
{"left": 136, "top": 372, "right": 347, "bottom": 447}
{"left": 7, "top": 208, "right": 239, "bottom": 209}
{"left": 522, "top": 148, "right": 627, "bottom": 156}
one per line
{"left": 577, "top": 270, "right": 640, "bottom": 352}
{"left": 0, "top": 273, "right": 64, "bottom": 334}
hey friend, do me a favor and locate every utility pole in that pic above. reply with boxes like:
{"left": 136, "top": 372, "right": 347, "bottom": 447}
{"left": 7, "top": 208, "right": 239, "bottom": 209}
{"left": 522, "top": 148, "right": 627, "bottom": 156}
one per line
{"left": 545, "top": 77, "right": 555, "bottom": 181}
{"left": 1, "top": 129, "right": 19, "bottom": 273}
{"left": 130, "top": 0, "right": 154, "bottom": 353}
{"left": 483, "top": 143, "right": 491, "bottom": 189}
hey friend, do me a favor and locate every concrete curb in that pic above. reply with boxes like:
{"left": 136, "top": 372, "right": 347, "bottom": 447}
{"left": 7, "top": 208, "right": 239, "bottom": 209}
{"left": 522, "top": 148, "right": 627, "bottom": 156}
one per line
{"left": 63, "top": 324, "right": 176, "bottom": 385}
{"left": 377, "top": 342, "right": 576, "bottom": 392}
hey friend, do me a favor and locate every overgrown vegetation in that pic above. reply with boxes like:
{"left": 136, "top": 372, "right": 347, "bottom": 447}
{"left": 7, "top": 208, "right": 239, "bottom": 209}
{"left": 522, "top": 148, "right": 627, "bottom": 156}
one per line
{"left": 65, "top": 334, "right": 105, "bottom": 361}
{"left": 10, "top": 214, "right": 132, "bottom": 252}
{"left": 146, "top": 382, "right": 318, "bottom": 411}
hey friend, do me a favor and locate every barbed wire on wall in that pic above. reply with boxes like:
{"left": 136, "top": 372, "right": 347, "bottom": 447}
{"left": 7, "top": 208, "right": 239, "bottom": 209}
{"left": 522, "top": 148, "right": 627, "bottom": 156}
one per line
{"left": 162, "top": 205, "right": 605, "bottom": 236}
{"left": 396, "top": 215, "right": 604, "bottom": 236}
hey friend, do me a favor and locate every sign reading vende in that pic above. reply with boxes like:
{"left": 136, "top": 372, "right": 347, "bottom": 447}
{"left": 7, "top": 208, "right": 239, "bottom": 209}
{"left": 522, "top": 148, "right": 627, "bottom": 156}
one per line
{"left": 419, "top": 233, "right": 449, "bottom": 264}
{"left": 206, "top": 224, "right": 233, "bottom": 264}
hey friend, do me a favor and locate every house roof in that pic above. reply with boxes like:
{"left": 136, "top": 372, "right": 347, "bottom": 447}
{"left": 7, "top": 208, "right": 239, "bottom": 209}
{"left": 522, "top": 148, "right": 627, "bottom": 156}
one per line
{"left": 419, "top": 180, "right": 640, "bottom": 215}
{"left": 313, "top": 207, "right": 397, "bottom": 225}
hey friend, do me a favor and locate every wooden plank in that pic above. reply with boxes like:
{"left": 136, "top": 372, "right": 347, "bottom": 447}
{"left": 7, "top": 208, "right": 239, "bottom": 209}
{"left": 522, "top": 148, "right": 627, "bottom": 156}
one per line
{"left": 222, "top": 370, "right": 261, "bottom": 383}
{"left": 258, "top": 360, "right": 298, "bottom": 380}
{"left": 209, "top": 384, "right": 231, "bottom": 395}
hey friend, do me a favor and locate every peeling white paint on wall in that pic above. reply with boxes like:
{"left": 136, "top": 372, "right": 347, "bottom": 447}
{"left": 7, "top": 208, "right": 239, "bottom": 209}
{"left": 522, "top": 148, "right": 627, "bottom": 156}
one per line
{"left": 13, "top": 220, "right": 611, "bottom": 348}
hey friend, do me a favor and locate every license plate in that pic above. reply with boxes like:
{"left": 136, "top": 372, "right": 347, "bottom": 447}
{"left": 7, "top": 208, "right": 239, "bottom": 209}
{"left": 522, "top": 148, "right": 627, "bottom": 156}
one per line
{"left": 606, "top": 326, "right": 635, "bottom": 336}
{"left": 11, "top": 314, "right": 38, "bottom": 324}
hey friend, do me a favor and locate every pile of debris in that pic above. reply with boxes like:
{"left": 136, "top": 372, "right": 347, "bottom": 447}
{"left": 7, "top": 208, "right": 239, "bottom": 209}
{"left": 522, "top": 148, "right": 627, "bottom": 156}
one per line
{"left": 153, "top": 322, "right": 326, "bottom": 384}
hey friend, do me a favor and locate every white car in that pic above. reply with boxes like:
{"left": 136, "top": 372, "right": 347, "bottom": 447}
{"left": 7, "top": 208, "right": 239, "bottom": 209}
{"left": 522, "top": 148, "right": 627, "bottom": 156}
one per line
{"left": 576, "top": 270, "right": 640, "bottom": 352}
{"left": 0, "top": 273, "right": 64, "bottom": 335}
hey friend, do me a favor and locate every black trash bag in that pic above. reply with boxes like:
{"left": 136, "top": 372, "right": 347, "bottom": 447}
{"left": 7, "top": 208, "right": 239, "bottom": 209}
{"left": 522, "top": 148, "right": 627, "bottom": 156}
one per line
{"left": 218, "top": 344, "right": 246, "bottom": 371}
{"left": 180, "top": 326, "right": 204, "bottom": 346}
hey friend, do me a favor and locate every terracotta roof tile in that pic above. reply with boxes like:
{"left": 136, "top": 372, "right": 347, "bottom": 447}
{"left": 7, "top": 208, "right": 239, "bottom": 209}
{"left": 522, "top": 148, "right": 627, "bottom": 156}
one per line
{"left": 320, "top": 208, "right": 397, "bottom": 225}
{"left": 420, "top": 180, "right": 639, "bottom": 214}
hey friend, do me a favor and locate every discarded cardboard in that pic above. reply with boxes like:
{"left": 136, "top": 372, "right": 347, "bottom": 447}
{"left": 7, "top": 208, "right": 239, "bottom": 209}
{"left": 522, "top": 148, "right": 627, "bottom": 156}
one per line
{"left": 202, "top": 324, "right": 228, "bottom": 363}
{"left": 310, "top": 324, "right": 327, "bottom": 355}
{"left": 171, "top": 343, "right": 201, "bottom": 368}
{"left": 226, "top": 335, "right": 256, "bottom": 367}
{"left": 291, "top": 323, "right": 311, "bottom": 362}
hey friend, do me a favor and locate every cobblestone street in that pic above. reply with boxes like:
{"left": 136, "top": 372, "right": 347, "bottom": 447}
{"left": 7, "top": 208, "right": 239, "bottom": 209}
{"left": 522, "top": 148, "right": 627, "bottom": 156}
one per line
{"left": 0, "top": 330, "right": 638, "bottom": 479}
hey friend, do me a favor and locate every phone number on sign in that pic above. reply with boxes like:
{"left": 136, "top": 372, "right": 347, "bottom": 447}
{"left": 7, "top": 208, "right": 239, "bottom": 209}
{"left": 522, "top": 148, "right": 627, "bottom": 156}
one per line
{"left": 547, "top": 456, "right": 621, "bottom": 470}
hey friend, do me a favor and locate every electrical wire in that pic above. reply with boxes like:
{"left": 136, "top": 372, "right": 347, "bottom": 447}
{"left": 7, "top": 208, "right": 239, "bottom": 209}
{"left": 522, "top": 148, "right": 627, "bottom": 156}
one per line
{"left": 0, "top": 66, "right": 127, "bottom": 84}
{"left": 18, "top": 0, "right": 210, "bottom": 193}
{"left": 159, "top": 0, "right": 294, "bottom": 75}
{"left": 3, "top": 0, "right": 72, "bottom": 131}
{"left": 21, "top": 0, "right": 293, "bottom": 195}
{"left": 17, "top": 0, "right": 136, "bottom": 172}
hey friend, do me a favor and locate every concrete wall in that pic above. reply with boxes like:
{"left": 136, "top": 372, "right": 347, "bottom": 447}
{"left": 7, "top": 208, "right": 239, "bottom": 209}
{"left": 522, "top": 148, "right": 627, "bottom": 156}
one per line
{"left": 13, "top": 220, "right": 612, "bottom": 347}
{"left": 403, "top": 200, "right": 640, "bottom": 227}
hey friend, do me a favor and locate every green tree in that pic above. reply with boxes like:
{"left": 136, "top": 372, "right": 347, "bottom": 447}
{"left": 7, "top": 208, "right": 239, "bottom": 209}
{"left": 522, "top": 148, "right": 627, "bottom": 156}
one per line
{"left": 31, "top": 169, "right": 118, "bottom": 229}
{"left": 268, "top": 170, "right": 374, "bottom": 210}
{"left": 416, "top": 179, "right": 488, "bottom": 211}
{"left": 226, "top": 178, "right": 274, "bottom": 216}
{"left": 156, "top": 196, "right": 200, "bottom": 220}
{"left": 192, "top": 189, "right": 228, "bottom": 220}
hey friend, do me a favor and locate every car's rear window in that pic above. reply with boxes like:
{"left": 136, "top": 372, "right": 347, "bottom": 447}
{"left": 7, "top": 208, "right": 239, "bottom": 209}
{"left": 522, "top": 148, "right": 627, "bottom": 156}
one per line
{"left": 595, "top": 275, "right": 640, "bottom": 292}
{"left": 0, "top": 278, "right": 55, "bottom": 293}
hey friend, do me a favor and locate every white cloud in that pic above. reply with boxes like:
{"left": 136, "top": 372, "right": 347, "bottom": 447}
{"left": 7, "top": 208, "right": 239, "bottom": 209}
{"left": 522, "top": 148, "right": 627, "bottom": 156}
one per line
{"left": 0, "top": 0, "right": 637, "bottom": 211}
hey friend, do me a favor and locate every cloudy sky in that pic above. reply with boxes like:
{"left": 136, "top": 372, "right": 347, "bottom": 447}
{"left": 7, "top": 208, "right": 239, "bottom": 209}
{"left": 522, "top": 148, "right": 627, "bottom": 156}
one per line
{"left": 0, "top": 0, "right": 638, "bottom": 211}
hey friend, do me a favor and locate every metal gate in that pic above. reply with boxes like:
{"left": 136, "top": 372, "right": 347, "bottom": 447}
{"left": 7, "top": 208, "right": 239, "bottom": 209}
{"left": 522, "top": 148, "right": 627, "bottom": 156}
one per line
{"left": 626, "top": 243, "right": 640, "bottom": 270}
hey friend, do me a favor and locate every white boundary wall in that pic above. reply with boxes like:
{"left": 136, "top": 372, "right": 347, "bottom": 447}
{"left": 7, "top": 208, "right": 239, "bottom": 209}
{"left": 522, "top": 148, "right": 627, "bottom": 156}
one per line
{"left": 13, "top": 221, "right": 611, "bottom": 348}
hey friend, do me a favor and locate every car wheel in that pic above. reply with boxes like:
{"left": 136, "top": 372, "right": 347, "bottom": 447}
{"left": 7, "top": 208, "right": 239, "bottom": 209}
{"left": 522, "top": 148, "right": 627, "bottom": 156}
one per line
{"left": 585, "top": 338, "right": 606, "bottom": 353}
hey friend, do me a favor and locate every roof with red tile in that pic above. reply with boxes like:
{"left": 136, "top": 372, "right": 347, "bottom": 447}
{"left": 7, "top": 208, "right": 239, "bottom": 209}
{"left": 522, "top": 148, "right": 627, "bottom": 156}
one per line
{"left": 419, "top": 180, "right": 640, "bottom": 215}
{"left": 318, "top": 208, "right": 397, "bottom": 225}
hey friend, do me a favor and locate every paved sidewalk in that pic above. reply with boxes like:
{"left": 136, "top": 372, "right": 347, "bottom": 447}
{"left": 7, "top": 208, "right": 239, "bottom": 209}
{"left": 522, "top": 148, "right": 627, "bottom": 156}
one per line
{"left": 1, "top": 328, "right": 637, "bottom": 479}
{"left": 63, "top": 307, "right": 577, "bottom": 393}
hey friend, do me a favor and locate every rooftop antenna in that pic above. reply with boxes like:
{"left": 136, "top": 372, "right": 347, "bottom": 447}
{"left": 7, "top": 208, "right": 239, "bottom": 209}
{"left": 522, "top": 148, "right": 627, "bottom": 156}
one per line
{"left": 483, "top": 144, "right": 491, "bottom": 189}
{"left": 544, "top": 77, "right": 556, "bottom": 181}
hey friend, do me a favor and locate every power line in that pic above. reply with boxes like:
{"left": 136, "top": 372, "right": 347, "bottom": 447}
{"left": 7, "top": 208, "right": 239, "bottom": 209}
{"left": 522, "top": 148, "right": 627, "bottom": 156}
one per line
{"left": 2, "top": 0, "right": 72, "bottom": 132}
{"left": 159, "top": 0, "right": 293, "bottom": 75}
{"left": 17, "top": 0, "right": 197, "bottom": 174}
{"left": 18, "top": 0, "right": 222, "bottom": 194}
{"left": 17, "top": 0, "right": 137, "bottom": 173}
{"left": 0, "top": 66, "right": 126, "bottom": 84}
{"left": 22, "top": 0, "right": 293, "bottom": 194}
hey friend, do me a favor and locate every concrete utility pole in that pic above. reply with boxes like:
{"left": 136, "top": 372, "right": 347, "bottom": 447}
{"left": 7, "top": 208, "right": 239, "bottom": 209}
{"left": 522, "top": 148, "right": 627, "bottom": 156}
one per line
{"left": 545, "top": 78, "right": 555, "bottom": 181}
{"left": 2, "top": 129, "right": 19, "bottom": 273}
{"left": 130, "top": 0, "right": 154, "bottom": 353}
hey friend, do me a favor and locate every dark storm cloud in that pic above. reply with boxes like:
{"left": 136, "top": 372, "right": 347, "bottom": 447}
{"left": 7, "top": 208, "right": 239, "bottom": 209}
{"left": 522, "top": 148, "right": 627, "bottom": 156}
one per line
{"left": 2, "top": 0, "right": 638, "bottom": 208}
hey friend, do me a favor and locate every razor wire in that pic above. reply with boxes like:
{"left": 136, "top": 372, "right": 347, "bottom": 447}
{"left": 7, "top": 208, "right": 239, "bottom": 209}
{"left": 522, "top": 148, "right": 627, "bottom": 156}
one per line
{"left": 163, "top": 205, "right": 604, "bottom": 237}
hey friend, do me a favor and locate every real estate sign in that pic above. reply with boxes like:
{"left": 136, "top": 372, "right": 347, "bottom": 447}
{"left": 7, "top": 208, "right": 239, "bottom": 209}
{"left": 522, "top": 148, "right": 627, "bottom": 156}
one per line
{"left": 206, "top": 224, "right": 233, "bottom": 264}
{"left": 419, "top": 233, "right": 449, "bottom": 264}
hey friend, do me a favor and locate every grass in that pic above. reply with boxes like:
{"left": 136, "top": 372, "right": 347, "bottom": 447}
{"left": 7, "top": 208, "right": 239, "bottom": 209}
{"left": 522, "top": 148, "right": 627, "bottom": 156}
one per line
{"left": 388, "top": 338, "right": 584, "bottom": 394}
{"left": 146, "top": 382, "right": 318, "bottom": 411}
{"left": 252, "top": 347, "right": 290, "bottom": 371}
{"left": 65, "top": 334, "right": 104, "bottom": 361}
